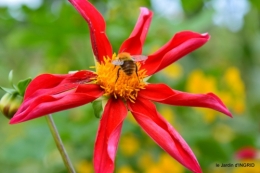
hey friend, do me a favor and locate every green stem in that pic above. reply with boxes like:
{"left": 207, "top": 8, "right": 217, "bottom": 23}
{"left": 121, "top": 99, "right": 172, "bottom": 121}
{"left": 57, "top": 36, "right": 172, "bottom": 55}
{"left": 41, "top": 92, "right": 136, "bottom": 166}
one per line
{"left": 45, "top": 114, "right": 76, "bottom": 173}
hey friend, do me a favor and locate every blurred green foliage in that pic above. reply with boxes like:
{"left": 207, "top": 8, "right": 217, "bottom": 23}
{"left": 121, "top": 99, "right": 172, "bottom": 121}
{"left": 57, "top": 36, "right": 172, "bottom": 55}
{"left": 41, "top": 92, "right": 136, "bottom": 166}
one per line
{"left": 0, "top": 0, "right": 260, "bottom": 173}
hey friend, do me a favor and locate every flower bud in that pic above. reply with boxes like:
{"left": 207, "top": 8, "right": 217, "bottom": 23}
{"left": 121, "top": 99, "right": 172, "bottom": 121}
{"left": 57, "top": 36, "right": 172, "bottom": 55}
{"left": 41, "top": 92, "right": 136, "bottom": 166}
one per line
{"left": 0, "top": 92, "right": 23, "bottom": 119}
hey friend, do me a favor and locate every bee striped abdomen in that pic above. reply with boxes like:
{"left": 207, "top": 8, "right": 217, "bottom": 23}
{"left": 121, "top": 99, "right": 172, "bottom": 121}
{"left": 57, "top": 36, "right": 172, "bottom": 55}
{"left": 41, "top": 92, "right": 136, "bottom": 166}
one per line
{"left": 121, "top": 60, "right": 136, "bottom": 76}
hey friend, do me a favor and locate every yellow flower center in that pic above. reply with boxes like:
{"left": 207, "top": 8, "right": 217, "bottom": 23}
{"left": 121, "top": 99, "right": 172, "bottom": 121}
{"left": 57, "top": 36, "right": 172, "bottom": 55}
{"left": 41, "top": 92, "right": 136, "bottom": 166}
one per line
{"left": 94, "top": 53, "right": 147, "bottom": 102}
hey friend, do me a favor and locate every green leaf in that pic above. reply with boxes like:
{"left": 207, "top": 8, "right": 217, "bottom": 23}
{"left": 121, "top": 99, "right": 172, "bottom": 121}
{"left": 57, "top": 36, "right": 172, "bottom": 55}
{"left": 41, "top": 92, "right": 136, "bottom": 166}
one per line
{"left": 0, "top": 87, "right": 17, "bottom": 94}
{"left": 198, "top": 137, "right": 230, "bottom": 159}
{"left": 17, "top": 78, "right": 32, "bottom": 96}
{"left": 250, "top": 0, "right": 260, "bottom": 11}
{"left": 181, "top": 0, "right": 204, "bottom": 17}
{"left": 92, "top": 100, "right": 103, "bottom": 118}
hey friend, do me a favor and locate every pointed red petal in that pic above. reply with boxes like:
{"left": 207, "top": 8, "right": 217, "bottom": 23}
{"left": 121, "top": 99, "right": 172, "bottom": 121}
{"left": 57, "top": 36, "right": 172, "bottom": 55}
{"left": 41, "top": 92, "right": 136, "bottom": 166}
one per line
{"left": 139, "top": 83, "right": 232, "bottom": 117}
{"left": 10, "top": 71, "right": 102, "bottom": 124}
{"left": 128, "top": 98, "right": 202, "bottom": 173}
{"left": 142, "top": 31, "right": 209, "bottom": 75}
{"left": 119, "top": 7, "right": 153, "bottom": 55}
{"left": 69, "top": 0, "right": 113, "bottom": 62}
{"left": 94, "top": 98, "right": 127, "bottom": 173}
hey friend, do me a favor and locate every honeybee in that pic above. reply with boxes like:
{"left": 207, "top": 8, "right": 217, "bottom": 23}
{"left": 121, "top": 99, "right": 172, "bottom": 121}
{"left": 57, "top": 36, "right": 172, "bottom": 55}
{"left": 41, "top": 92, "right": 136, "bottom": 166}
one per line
{"left": 112, "top": 53, "right": 148, "bottom": 82}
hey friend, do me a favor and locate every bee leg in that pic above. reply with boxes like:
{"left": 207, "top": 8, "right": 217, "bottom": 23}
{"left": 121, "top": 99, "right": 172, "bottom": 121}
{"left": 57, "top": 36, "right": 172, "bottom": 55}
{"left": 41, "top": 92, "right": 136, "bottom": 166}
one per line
{"left": 135, "top": 64, "right": 139, "bottom": 82}
{"left": 115, "top": 68, "right": 121, "bottom": 83}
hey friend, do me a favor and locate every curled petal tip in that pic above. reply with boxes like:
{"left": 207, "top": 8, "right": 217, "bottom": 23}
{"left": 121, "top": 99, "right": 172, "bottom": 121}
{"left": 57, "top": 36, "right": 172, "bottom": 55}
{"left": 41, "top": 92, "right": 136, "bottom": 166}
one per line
{"left": 224, "top": 107, "right": 232, "bottom": 118}
{"left": 119, "top": 6, "right": 153, "bottom": 55}
{"left": 207, "top": 93, "right": 232, "bottom": 118}
{"left": 201, "top": 32, "right": 210, "bottom": 39}
{"left": 201, "top": 32, "right": 208, "bottom": 36}
{"left": 143, "top": 31, "right": 211, "bottom": 75}
{"left": 9, "top": 117, "right": 21, "bottom": 124}
{"left": 139, "top": 7, "right": 150, "bottom": 14}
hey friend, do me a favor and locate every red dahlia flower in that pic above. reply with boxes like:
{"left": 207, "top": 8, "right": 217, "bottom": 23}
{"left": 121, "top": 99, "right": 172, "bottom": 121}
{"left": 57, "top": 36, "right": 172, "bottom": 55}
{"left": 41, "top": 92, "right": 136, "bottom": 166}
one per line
{"left": 10, "top": 0, "right": 232, "bottom": 172}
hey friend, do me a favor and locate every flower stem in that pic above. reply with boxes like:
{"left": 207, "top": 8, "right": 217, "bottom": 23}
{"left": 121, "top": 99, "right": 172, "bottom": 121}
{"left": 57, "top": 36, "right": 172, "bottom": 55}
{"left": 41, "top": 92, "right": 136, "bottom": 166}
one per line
{"left": 45, "top": 114, "right": 76, "bottom": 173}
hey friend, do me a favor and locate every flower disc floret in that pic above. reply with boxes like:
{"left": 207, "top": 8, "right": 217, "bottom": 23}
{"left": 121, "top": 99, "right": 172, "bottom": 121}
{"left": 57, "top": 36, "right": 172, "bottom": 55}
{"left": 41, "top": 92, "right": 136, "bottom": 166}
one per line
{"left": 95, "top": 53, "right": 147, "bottom": 102}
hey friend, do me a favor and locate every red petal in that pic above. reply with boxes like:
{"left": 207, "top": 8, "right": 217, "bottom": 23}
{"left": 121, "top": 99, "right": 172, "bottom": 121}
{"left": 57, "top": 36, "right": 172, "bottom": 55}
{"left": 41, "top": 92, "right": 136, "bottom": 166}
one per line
{"left": 24, "top": 70, "right": 96, "bottom": 99}
{"left": 139, "top": 83, "right": 232, "bottom": 117}
{"left": 128, "top": 98, "right": 202, "bottom": 173}
{"left": 142, "top": 31, "right": 210, "bottom": 75}
{"left": 69, "top": 0, "right": 113, "bottom": 62}
{"left": 94, "top": 98, "right": 127, "bottom": 173}
{"left": 10, "top": 71, "right": 102, "bottom": 124}
{"left": 119, "top": 7, "right": 153, "bottom": 55}
{"left": 10, "top": 84, "right": 103, "bottom": 124}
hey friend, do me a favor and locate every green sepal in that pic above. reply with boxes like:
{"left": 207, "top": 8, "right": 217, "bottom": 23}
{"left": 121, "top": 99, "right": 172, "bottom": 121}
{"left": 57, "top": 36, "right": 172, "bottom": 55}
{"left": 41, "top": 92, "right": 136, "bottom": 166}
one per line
{"left": 92, "top": 100, "right": 103, "bottom": 118}
{"left": 8, "top": 70, "right": 13, "bottom": 85}
{"left": 17, "top": 78, "right": 32, "bottom": 96}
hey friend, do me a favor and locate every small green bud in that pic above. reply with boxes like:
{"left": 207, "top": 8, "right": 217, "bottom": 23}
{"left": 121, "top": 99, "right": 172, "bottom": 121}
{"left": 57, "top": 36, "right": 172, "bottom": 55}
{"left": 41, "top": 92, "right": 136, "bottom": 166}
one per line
{"left": 91, "top": 98, "right": 108, "bottom": 119}
{"left": 92, "top": 100, "right": 103, "bottom": 118}
{"left": 0, "top": 92, "right": 23, "bottom": 119}
{"left": 0, "top": 70, "right": 31, "bottom": 119}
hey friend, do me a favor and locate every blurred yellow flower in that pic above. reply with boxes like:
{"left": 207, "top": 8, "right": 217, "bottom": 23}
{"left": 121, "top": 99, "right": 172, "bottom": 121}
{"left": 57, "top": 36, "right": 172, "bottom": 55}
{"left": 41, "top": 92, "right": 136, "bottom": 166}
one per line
{"left": 224, "top": 67, "right": 245, "bottom": 95}
{"left": 200, "top": 109, "right": 218, "bottom": 123}
{"left": 223, "top": 67, "right": 246, "bottom": 114}
{"left": 232, "top": 159, "right": 260, "bottom": 173}
{"left": 138, "top": 152, "right": 154, "bottom": 170}
{"left": 213, "top": 123, "right": 235, "bottom": 143}
{"left": 159, "top": 107, "right": 175, "bottom": 125}
{"left": 144, "top": 153, "right": 184, "bottom": 173}
{"left": 76, "top": 160, "right": 94, "bottom": 173}
{"left": 119, "top": 133, "right": 140, "bottom": 157}
{"left": 158, "top": 153, "right": 184, "bottom": 173}
{"left": 126, "top": 111, "right": 138, "bottom": 124}
{"left": 210, "top": 167, "right": 229, "bottom": 173}
{"left": 186, "top": 69, "right": 219, "bottom": 123}
{"left": 118, "top": 165, "right": 136, "bottom": 173}
{"left": 186, "top": 69, "right": 217, "bottom": 94}
{"left": 145, "top": 164, "right": 163, "bottom": 173}
{"left": 186, "top": 67, "right": 246, "bottom": 123}
{"left": 162, "top": 63, "right": 183, "bottom": 79}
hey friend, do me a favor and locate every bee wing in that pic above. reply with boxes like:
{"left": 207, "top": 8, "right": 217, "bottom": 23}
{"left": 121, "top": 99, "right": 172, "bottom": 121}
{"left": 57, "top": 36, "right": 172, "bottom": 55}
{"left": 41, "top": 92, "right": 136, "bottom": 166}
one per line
{"left": 131, "top": 55, "right": 148, "bottom": 62}
{"left": 112, "top": 59, "right": 124, "bottom": 65}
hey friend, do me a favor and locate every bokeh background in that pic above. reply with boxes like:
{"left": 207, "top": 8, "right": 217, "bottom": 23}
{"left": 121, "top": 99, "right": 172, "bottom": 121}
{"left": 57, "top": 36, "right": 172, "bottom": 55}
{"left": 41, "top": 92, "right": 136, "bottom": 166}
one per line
{"left": 0, "top": 0, "right": 260, "bottom": 172}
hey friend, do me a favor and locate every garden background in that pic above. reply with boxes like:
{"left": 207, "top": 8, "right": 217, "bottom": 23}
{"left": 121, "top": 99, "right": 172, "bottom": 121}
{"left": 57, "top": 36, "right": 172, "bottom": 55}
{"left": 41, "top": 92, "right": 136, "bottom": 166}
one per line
{"left": 0, "top": 0, "right": 260, "bottom": 172}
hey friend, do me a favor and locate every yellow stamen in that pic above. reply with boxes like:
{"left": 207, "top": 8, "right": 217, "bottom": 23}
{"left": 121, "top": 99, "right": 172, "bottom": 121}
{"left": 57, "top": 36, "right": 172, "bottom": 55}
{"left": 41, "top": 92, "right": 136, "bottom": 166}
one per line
{"left": 95, "top": 53, "right": 147, "bottom": 101}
